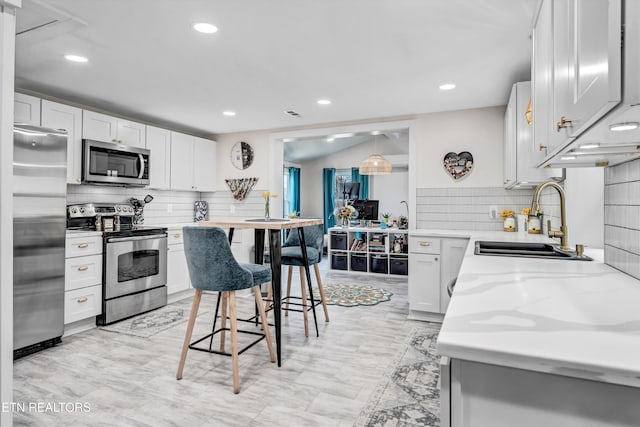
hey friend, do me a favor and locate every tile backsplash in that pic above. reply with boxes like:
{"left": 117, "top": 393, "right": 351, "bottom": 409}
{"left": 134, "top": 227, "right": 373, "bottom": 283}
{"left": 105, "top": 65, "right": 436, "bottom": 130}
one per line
{"left": 604, "top": 158, "right": 640, "bottom": 280}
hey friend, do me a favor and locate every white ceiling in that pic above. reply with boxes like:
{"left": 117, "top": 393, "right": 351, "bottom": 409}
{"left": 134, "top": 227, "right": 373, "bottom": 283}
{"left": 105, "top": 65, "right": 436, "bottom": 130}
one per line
{"left": 15, "top": 0, "right": 537, "bottom": 137}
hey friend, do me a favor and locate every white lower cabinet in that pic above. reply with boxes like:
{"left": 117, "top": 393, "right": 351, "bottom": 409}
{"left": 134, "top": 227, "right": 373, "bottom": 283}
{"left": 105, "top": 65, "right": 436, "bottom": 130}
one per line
{"left": 408, "top": 234, "right": 468, "bottom": 319}
{"left": 64, "top": 233, "right": 103, "bottom": 326}
{"left": 166, "top": 228, "right": 191, "bottom": 295}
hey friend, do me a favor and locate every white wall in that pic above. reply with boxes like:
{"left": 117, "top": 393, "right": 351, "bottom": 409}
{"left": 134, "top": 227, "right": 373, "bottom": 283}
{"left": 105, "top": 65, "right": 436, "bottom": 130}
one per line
{"left": 371, "top": 171, "right": 409, "bottom": 220}
{"left": 215, "top": 130, "right": 271, "bottom": 192}
{"left": 565, "top": 168, "right": 604, "bottom": 248}
{"left": 414, "top": 106, "right": 505, "bottom": 188}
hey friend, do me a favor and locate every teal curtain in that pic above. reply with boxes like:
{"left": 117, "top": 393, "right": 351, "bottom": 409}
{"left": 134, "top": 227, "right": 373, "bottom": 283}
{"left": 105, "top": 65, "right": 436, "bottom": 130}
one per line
{"left": 323, "top": 168, "right": 336, "bottom": 233}
{"left": 288, "top": 167, "right": 300, "bottom": 214}
{"left": 351, "top": 167, "right": 369, "bottom": 199}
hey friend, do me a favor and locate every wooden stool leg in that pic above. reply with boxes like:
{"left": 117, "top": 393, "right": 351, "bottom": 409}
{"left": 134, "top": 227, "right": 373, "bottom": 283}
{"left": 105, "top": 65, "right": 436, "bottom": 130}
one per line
{"left": 285, "top": 266, "right": 293, "bottom": 316}
{"left": 219, "top": 291, "right": 228, "bottom": 353}
{"left": 299, "top": 266, "right": 309, "bottom": 337}
{"left": 264, "top": 282, "right": 272, "bottom": 313}
{"left": 228, "top": 291, "right": 240, "bottom": 394}
{"left": 314, "top": 264, "right": 330, "bottom": 322}
{"left": 176, "top": 289, "right": 202, "bottom": 380}
{"left": 253, "top": 286, "right": 276, "bottom": 363}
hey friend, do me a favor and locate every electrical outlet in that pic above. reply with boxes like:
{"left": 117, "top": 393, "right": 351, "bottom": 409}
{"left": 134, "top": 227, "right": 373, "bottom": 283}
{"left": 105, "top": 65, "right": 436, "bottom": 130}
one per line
{"left": 489, "top": 205, "right": 497, "bottom": 219}
{"left": 167, "top": 203, "right": 173, "bottom": 213}
{"left": 230, "top": 205, "right": 236, "bottom": 214}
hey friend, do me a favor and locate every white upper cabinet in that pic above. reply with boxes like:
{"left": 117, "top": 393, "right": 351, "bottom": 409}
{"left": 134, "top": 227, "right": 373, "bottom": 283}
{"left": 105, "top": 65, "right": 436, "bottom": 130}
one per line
{"left": 170, "top": 132, "right": 217, "bottom": 192}
{"left": 504, "top": 81, "right": 562, "bottom": 188}
{"left": 534, "top": 0, "right": 622, "bottom": 161}
{"left": 82, "top": 110, "right": 146, "bottom": 147}
{"left": 14, "top": 93, "right": 41, "bottom": 125}
{"left": 41, "top": 100, "right": 83, "bottom": 184}
{"left": 146, "top": 126, "right": 171, "bottom": 190}
{"left": 193, "top": 137, "right": 216, "bottom": 192}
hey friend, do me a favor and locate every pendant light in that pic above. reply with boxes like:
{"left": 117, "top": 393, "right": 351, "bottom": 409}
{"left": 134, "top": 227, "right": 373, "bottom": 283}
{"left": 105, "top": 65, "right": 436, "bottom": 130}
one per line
{"left": 359, "top": 132, "right": 392, "bottom": 175}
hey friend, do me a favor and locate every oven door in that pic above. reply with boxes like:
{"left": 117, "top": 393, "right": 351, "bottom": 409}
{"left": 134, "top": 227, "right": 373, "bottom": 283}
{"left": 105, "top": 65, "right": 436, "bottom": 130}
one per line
{"left": 83, "top": 139, "right": 149, "bottom": 186}
{"left": 104, "top": 234, "right": 167, "bottom": 299}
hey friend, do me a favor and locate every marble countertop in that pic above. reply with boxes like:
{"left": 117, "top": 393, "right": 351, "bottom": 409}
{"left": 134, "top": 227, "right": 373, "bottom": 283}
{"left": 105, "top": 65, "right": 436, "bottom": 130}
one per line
{"left": 419, "top": 229, "right": 640, "bottom": 387}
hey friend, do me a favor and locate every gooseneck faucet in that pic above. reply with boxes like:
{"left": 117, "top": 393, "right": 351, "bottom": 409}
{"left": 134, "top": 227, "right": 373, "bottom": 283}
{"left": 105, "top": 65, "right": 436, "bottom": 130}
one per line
{"left": 530, "top": 181, "right": 570, "bottom": 251}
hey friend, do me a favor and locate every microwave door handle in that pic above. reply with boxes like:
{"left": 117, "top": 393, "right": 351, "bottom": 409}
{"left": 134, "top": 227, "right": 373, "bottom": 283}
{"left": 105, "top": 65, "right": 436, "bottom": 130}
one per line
{"left": 138, "top": 154, "right": 145, "bottom": 179}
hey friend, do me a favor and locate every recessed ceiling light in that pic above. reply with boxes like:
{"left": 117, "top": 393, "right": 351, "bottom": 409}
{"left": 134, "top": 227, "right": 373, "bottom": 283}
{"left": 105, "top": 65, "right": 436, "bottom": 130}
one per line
{"left": 561, "top": 156, "right": 577, "bottom": 160}
{"left": 317, "top": 99, "right": 332, "bottom": 105}
{"left": 579, "top": 143, "right": 600, "bottom": 149}
{"left": 282, "top": 138, "right": 295, "bottom": 142}
{"left": 64, "top": 54, "right": 88, "bottom": 63}
{"left": 222, "top": 111, "right": 236, "bottom": 117}
{"left": 370, "top": 131, "right": 381, "bottom": 136}
{"left": 326, "top": 137, "right": 335, "bottom": 143}
{"left": 439, "top": 83, "right": 456, "bottom": 91}
{"left": 332, "top": 133, "right": 355, "bottom": 139}
{"left": 609, "top": 122, "right": 639, "bottom": 132}
{"left": 193, "top": 23, "right": 218, "bottom": 34}
{"left": 520, "top": 181, "right": 528, "bottom": 184}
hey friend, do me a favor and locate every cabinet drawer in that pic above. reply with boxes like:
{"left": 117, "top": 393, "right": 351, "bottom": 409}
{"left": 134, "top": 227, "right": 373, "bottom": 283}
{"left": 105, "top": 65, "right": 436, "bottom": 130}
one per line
{"left": 65, "top": 254, "right": 102, "bottom": 292}
{"left": 64, "top": 285, "right": 102, "bottom": 324}
{"left": 168, "top": 229, "right": 184, "bottom": 245}
{"left": 66, "top": 235, "right": 103, "bottom": 257}
{"left": 409, "top": 237, "right": 441, "bottom": 254}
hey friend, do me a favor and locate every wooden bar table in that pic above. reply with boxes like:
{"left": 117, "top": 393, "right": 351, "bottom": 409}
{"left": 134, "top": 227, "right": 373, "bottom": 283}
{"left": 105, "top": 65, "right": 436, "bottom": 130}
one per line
{"left": 198, "top": 217, "right": 324, "bottom": 366}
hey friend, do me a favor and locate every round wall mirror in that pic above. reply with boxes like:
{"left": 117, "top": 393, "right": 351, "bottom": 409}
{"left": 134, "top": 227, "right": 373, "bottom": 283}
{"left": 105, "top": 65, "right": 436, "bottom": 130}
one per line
{"left": 231, "top": 141, "right": 254, "bottom": 170}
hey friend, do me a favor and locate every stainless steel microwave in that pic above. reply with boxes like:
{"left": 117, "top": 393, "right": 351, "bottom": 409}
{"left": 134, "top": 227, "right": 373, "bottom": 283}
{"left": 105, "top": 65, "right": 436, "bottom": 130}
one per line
{"left": 82, "top": 139, "right": 150, "bottom": 186}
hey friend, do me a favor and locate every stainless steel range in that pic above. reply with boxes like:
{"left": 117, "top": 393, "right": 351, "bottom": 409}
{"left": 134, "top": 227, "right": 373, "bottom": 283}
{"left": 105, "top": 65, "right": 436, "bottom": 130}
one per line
{"left": 67, "top": 203, "right": 168, "bottom": 325}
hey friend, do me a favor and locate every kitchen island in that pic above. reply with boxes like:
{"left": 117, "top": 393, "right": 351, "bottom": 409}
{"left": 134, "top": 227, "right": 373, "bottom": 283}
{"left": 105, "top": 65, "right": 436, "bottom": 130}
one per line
{"left": 423, "top": 230, "right": 640, "bottom": 426}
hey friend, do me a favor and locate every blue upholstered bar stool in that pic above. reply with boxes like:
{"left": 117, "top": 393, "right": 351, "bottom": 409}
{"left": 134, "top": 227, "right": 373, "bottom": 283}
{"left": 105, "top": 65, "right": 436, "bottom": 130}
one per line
{"left": 277, "top": 224, "right": 330, "bottom": 337}
{"left": 176, "top": 226, "right": 275, "bottom": 394}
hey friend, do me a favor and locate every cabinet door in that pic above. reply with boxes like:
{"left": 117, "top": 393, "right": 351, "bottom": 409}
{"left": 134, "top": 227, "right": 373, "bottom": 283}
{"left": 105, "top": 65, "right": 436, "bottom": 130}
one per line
{"left": 14, "top": 93, "right": 40, "bottom": 125}
{"left": 552, "top": 0, "right": 622, "bottom": 145}
{"left": 440, "top": 238, "right": 469, "bottom": 313}
{"left": 532, "top": 0, "right": 555, "bottom": 155}
{"left": 146, "top": 125, "right": 171, "bottom": 189}
{"left": 408, "top": 253, "right": 440, "bottom": 313}
{"left": 41, "top": 100, "right": 83, "bottom": 184}
{"left": 170, "top": 131, "right": 195, "bottom": 190}
{"left": 82, "top": 110, "right": 117, "bottom": 142}
{"left": 503, "top": 85, "right": 517, "bottom": 188}
{"left": 116, "top": 118, "right": 146, "bottom": 147}
{"left": 193, "top": 137, "right": 216, "bottom": 192}
{"left": 167, "top": 244, "right": 190, "bottom": 295}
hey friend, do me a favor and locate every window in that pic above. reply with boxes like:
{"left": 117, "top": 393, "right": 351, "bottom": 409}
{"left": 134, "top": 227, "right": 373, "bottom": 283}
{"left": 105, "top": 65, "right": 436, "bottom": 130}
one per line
{"left": 282, "top": 168, "right": 290, "bottom": 215}
{"left": 335, "top": 169, "right": 352, "bottom": 208}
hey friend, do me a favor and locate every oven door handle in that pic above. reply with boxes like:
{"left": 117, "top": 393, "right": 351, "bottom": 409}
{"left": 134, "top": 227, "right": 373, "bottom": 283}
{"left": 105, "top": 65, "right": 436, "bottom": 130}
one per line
{"left": 106, "top": 234, "right": 167, "bottom": 243}
{"left": 138, "top": 154, "right": 145, "bottom": 179}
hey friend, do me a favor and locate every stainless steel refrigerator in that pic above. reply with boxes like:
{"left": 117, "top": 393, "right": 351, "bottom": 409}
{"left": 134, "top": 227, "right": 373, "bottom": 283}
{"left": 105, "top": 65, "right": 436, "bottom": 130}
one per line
{"left": 13, "top": 124, "right": 67, "bottom": 358}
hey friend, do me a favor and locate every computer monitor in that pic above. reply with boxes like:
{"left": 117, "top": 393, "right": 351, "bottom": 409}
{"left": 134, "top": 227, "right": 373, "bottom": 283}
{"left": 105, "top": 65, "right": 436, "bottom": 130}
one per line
{"left": 352, "top": 199, "right": 379, "bottom": 221}
{"left": 342, "top": 182, "right": 360, "bottom": 200}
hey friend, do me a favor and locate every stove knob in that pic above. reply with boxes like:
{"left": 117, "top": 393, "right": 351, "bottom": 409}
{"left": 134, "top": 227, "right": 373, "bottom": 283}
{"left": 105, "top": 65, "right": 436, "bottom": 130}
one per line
{"left": 80, "top": 208, "right": 85, "bottom": 214}
{"left": 116, "top": 206, "right": 121, "bottom": 212}
{"left": 70, "top": 207, "right": 78, "bottom": 214}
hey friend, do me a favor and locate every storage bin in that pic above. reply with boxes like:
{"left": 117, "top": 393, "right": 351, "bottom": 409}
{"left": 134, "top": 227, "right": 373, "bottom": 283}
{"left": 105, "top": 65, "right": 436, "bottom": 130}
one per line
{"left": 331, "top": 252, "right": 348, "bottom": 270}
{"left": 330, "top": 232, "right": 348, "bottom": 250}
{"left": 369, "top": 254, "right": 388, "bottom": 274}
{"left": 389, "top": 256, "right": 408, "bottom": 275}
{"left": 350, "top": 253, "right": 367, "bottom": 272}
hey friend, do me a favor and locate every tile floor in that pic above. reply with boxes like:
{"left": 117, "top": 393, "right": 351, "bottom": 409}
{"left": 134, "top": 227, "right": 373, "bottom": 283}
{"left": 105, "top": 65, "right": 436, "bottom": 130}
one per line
{"left": 13, "top": 260, "right": 430, "bottom": 426}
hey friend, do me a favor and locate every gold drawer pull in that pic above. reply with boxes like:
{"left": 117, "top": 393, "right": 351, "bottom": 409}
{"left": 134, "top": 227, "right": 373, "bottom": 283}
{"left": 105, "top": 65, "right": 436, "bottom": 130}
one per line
{"left": 419, "top": 242, "right": 431, "bottom": 247}
{"left": 78, "top": 243, "right": 89, "bottom": 248}
{"left": 556, "top": 116, "right": 573, "bottom": 132}
{"left": 77, "top": 297, "right": 88, "bottom": 303}
{"left": 77, "top": 265, "right": 89, "bottom": 271}
{"left": 173, "top": 234, "right": 181, "bottom": 238}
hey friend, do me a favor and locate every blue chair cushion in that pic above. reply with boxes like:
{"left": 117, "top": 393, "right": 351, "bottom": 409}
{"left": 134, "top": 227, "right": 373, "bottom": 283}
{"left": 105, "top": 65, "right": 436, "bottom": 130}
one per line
{"left": 281, "top": 246, "right": 320, "bottom": 266}
{"left": 240, "top": 263, "right": 272, "bottom": 285}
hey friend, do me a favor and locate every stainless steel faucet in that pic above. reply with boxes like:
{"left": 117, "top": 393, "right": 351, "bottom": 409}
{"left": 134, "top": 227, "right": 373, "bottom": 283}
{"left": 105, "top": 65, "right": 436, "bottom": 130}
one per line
{"left": 530, "top": 181, "right": 570, "bottom": 251}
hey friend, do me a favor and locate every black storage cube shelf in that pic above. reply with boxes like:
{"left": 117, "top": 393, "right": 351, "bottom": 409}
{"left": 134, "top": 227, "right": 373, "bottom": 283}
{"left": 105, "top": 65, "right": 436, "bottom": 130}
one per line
{"left": 331, "top": 252, "right": 348, "bottom": 270}
{"left": 370, "top": 254, "right": 388, "bottom": 274}
{"left": 331, "top": 233, "right": 348, "bottom": 250}
{"left": 350, "top": 254, "right": 368, "bottom": 272}
{"left": 389, "top": 256, "right": 408, "bottom": 275}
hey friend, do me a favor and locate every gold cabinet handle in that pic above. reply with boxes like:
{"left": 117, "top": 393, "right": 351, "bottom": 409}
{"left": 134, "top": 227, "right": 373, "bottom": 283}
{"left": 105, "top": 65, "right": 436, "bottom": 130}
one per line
{"left": 78, "top": 243, "right": 89, "bottom": 248}
{"left": 435, "top": 257, "right": 438, "bottom": 261}
{"left": 77, "top": 297, "right": 88, "bottom": 303}
{"left": 556, "top": 116, "right": 573, "bottom": 132}
{"left": 77, "top": 265, "right": 89, "bottom": 271}
{"left": 419, "top": 241, "right": 431, "bottom": 247}
{"left": 173, "top": 234, "right": 181, "bottom": 238}
{"left": 76, "top": 177, "right": 81, "bottom": 183}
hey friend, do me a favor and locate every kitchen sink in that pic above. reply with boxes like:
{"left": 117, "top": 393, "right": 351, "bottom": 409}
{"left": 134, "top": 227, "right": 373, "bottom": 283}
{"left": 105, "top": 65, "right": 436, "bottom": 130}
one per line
{"left": 474, "top": 241, "right": 592, "bottom": 261}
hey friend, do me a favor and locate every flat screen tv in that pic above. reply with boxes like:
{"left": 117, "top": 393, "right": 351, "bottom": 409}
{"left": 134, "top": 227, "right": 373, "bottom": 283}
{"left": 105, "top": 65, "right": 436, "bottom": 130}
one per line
{"left": 352, "top": 199, "right": 379, "bottom": 221}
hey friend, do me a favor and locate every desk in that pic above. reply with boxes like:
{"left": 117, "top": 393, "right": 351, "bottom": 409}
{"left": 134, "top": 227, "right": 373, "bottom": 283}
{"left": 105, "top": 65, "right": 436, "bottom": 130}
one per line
{"left": 199, "top": 218, "right": 323, "bottom": 366}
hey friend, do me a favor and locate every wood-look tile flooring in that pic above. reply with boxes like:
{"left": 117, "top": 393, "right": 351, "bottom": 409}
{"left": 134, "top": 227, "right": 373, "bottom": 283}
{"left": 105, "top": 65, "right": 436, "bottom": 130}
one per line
{"left": 13, "top": 261, "right": 429, "bottom": 426}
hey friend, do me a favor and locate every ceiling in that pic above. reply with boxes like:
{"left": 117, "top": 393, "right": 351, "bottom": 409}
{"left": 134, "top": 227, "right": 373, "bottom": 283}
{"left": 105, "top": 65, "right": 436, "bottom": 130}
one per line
{"left": 15, "top": 0, "right": 537, "bottom": 137}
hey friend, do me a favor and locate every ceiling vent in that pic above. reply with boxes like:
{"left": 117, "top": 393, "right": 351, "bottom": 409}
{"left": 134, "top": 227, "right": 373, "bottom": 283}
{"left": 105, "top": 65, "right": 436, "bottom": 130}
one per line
{"left": 16, "top": 0, "right": 87, "bottom": 41}
{"left": 284, "top": 110, "right": 302, "bottom": 118}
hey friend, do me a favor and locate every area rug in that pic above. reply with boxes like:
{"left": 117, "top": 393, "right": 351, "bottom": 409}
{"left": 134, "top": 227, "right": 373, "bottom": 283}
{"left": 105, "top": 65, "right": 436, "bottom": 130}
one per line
{"left": 355, "top": 323, "right": 442, "bottom": 426}
{"left": 99, "top": 306, "right": 191, "bottom": 338}
{"left": 313, "top": 283, "right": 393, "bottom": 307}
